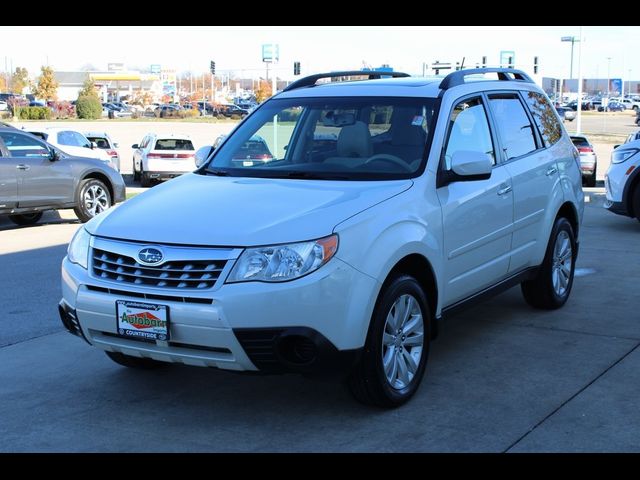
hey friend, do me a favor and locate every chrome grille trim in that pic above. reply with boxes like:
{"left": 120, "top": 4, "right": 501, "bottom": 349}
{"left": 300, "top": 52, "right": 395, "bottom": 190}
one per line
{"left": 89, "top": 237, "right": 241, "bottom": 291}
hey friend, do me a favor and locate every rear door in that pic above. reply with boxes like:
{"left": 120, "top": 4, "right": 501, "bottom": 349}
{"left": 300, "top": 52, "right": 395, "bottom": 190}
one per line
{"left": 487, "top": 91, "right": 562, "bottom": 273}
{"left": 0, "top": 138, "right": 18, "bottom": 209}
{"left": 0, "top": 131, "right": 74, "bottom": 207}
{"left": 437, "top": 95, "right": 514, "bottom": 306}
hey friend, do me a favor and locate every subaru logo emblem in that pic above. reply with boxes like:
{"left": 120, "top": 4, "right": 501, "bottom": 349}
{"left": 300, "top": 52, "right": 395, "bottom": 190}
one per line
{"left": 138, "top": 247, "right": 164, "bottom": 265}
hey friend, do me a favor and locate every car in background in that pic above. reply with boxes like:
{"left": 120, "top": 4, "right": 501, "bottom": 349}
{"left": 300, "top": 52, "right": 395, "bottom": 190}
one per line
{"left": 217, "top": 104, "right": 249, "bottom": 118}
{"left": 567, "top": 99, "right": 594, "bottom": 111}
{"left": 132, "top": 133, "right": 196, "bottom": 187}
{"left": 610, "top": 97, "right": 640, "bottom": 111}
{"left": 85, "top": 131, "right": 120, "bottom": 172}
{"left": 0, "top": 100, "right": 8, "bottom": 111}
{"left": 597, "top": 101, "right": 626, "bottom": 112}
{"left": 154, "top": 104, "right": 183, "bottom": 118}
{"left": 0, "top": 127, "right": 125, "bottom": 225}
{"left": 555, "top": 106, "right": 576, "bottom": 122}
{"left": 571, "top": 135, "right": 597, "bottom": 187}
{"left": 230, "top": 135, "right": 273, "bottom": 167}
{"left": 26, "top": 127, "right": 115, "bottom": 168}
{"left": 624, "top": 131, "right": 640, "bottom": 144}
{"left": 605, "top": 139, "right": 640, "bottom": 222}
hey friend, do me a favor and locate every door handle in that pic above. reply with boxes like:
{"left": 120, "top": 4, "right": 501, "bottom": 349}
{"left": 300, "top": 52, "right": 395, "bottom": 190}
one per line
{"left": 497, "top": 185, "right": 512, "bottom": 196}
{"left": 16, "top": 164, "right": 30, "bottom": 170}
{"left": 546, "top": 166, "right": 558, "bottom": 176}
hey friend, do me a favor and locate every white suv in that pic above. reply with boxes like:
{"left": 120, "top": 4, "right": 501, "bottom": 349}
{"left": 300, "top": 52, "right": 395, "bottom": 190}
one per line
{"left": 60, "top": 69, "right": 584, "bottom": 407}
{"left": 604, "top": 140, "right": 640, "bottom": 222}
{"left": 132, "top": 133, "right": 196, "bottom": 187}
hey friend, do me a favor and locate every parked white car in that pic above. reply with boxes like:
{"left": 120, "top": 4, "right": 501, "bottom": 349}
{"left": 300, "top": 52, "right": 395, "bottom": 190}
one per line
{"left": 25, "top": 127, "right": 115, "bottom": 168}
{"left": 605, "top": 139, "right": 640, "bottom": 222}
{"left": 132, "top": 133, "right": 196, "bottom": 187}
{"left": 60, "top": 69, "right": 584, "bottom": 407}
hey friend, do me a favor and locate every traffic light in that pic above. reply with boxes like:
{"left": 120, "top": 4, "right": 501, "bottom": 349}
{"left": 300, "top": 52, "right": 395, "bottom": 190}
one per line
{"left": 210, "top": 61, "right": 216, "bottom": 75}
{"left": 482, "top": 56, "right": 487, "bottom": 68}
{"left": 534, "top": 56, "right": 539, "bottom": 74}
{"left": 293, "top": 61, "right": 301, "bottom": 76}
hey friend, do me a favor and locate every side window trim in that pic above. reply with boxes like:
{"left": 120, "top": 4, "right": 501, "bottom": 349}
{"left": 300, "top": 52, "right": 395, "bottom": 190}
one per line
{"left": 484, "top": 90, "right": 542, "bottom": 165}
{"left": 515, "top": 90, "right": 545, "bottom": 150}
{"left": 438, "top": 93, "right": 497, "bottom": 177}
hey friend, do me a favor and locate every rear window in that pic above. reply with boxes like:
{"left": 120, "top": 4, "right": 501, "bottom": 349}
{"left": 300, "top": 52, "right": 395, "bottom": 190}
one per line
{"left": 233, "top": 140, "right": 273, "bottom": 159}
{"left": 86, "top": 136, "right": 110, "bottom": 149}
{"left": 154, "top": 139, "right": 194, "bottom": 150}
{"left": 571, "top": 137, "right": 590, "bottom": 147}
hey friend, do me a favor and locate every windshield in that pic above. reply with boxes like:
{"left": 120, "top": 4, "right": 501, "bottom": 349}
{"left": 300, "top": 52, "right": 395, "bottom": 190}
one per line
{"left": 205, "top": 96, "right": 436, "bottom": 180}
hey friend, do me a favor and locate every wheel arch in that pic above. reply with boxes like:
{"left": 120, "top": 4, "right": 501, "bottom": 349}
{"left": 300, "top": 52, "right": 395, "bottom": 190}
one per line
{"left": 556, "top": 201, "right": 580, "bottom": 239}
{"left": 384, "top": 254, "right": 439, "bottom": 339}
{"left": 79, "top": 171, "right": 115, "bottom": 202}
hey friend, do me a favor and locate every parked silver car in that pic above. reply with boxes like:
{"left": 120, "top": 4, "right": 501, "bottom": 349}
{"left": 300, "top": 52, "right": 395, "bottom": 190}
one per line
{"left": 0, "top": 127, "right": 125, "bottom": 225}
{"left": 571, "top": 135, "right": 597, "bottom": 187}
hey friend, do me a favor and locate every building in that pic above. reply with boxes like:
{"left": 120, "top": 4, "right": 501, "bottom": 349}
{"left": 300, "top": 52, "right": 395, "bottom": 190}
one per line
{"left": 54, "top": 70, "right": 162, "bottom": 102}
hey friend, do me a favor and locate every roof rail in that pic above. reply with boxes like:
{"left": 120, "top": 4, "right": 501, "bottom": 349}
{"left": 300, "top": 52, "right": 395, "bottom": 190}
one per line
{"left": 282, "top": 70, "right": 410, "bottom": 92}
{"left": 439, "top": 68, "right": 534, "bottom": 90}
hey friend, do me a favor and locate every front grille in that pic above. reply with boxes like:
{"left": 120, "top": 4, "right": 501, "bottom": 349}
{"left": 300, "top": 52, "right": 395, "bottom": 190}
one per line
{"left": 92, "top": 248, "right": 226, "bottom": 289}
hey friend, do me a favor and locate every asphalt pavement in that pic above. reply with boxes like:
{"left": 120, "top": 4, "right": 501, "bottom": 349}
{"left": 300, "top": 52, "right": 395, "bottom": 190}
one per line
{"left": 0, "top": 193, "right": 639, "bottom": 452}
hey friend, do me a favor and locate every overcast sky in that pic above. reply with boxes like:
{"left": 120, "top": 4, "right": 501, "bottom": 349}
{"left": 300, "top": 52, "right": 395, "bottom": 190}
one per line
{"left": 1, "top": 26, "right": 637, "bottom": 80}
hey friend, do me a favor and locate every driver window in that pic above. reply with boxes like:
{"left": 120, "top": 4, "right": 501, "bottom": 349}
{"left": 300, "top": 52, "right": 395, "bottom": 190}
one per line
{"left": 443, "top": 97, "right": 495, "bottom": 170}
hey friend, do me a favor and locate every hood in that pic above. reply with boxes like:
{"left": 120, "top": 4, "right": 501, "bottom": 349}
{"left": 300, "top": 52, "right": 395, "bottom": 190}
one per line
{"left": 88, "top": 173, "right": 412, "bottom": 246}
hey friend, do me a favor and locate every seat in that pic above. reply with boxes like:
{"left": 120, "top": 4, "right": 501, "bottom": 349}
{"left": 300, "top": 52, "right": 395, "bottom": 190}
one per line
{"left": 375, "top": 107, "right": 426, "bottom": 165}
{"left": 96, "top": 139, "right": 109, "bottom": 149}
{"left": 323, "top": 121, "right": 373, "bottom": 167}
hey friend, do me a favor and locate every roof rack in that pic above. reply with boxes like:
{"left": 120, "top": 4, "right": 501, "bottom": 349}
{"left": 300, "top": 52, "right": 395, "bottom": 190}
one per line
{"left": 282, "top": 70, "right": 410, "bottom": 92}
{"left": 439, "top": 68, "right": 534, "bottom": 90}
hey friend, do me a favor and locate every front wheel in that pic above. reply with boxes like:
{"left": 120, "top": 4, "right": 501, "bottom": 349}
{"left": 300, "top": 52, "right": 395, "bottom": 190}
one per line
{"left": 9, "top": 212, "right": 43, "bottom": 226}
{"left": 105, "top": 351, "right": 167, "bottom": 369}
{"left": 73, "top": 178, "right": 112, "bottom": 223}
{"left": 348, "top": 275, "right": 431, "bottom": 408}
{"left": 521, "top": 217, "right": 576, "bottom": 309}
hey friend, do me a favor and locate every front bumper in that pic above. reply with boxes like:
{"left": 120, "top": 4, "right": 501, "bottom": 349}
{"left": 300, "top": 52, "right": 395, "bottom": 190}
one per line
{"left": 60, "top": 253, "right": 377, "bottom": 373}
{"left": 146, "top": 171, "right": 190, "bottom": 181}
{"left": 604, "top": 199, "right": 629, "bottom": 217}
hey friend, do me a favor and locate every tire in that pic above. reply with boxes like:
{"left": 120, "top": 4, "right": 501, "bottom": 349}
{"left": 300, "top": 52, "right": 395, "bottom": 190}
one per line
{"left": 105, "top": 351, "right": 167, "bottom": 370}
{"left": 348, "top": 275, "right": 431, "bottom": 408}
{"left": 73, "top": 178, "right": 112, "bottom": 223}
{"left": 9, "top": 212, "right": 43, "bottom": 225}
{"left": 632, "top": 184, "right": 640, "bottom": 223}
{"left": 585, "top": 170, "right": 596, "bottom": 188}
{"left": 633, "top": 105, "right": 638, "bottom": 112}
{"left": 132, "top": 158, "right": 140, "bottom": 181}
{"left": 521, "top": 217, "right": 576, "bottom": 310}
{"left": 140, "top": 165, "right": 152, "bottom": 188}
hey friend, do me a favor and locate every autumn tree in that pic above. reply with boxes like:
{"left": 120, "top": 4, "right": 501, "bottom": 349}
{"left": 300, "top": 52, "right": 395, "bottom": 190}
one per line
{"left": 254, "top": 80, "right": 272, "bottom": 103}
{"left": 0, "top": 74, "right": 7, "bottom": 92}
{"left": 10, "top": 67, "right": 29, "bottom": 94}
{"left": 33, "top": 66, "right": 59, "bottom": 101}
{"left": 78, "top": 77, "right": 99, "bottom": 98}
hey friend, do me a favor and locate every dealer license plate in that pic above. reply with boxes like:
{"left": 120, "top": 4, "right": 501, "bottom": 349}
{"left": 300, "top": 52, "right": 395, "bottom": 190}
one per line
{"left": 116, "top": 300, "right": 169, "bottom": 341}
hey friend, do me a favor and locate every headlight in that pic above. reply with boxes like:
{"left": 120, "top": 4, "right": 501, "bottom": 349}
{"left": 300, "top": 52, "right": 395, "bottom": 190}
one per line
{"left": 611, "top": 148, "right": 639, "bottom": 164}
{"left": 67, "top": 227, "right": 91, "bottom": 269}
{"left": 227, "top": 235, "right": 338, "bottom": 283}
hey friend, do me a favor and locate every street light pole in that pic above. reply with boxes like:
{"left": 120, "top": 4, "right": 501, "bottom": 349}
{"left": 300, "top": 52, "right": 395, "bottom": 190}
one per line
{"left": 561, "top": 36, "right": 579, "bottom": 79}
{"left": 606, "top": 56, "right": 612, "bottom": 99}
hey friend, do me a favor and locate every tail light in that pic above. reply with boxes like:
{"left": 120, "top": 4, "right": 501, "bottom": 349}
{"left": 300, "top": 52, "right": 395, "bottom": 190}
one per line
{"left": 577, "top": 146, "right": 593, "bottom": 153}
{"left": 148, "top": 153, "right": 195, "bottom": 159}
{"left": 107, "top": 149, "right": 118, "bottom": 158}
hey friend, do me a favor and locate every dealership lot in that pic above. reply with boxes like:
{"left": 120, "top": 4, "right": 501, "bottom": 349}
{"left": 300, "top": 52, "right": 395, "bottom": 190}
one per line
{"left": 1, "top": 196, "right": 638, "bottom": 452}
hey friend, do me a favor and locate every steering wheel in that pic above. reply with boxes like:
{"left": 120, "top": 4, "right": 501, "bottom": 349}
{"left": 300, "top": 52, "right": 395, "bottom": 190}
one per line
{"left": 363, "top": 154, "right": 413, "bottom": 172}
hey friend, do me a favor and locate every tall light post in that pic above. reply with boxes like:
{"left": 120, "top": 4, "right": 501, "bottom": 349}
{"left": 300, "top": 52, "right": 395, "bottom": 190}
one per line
{"left": 561, "top": 36, "right": 579, "bottom": 79}
{"left": 606, "top": 56, "right": 612, "bottom": 108}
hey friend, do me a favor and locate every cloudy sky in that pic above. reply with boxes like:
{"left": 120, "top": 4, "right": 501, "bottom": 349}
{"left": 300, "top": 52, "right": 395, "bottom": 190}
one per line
{"left": 1, "top": 26, "right": 636, "bottom": 81}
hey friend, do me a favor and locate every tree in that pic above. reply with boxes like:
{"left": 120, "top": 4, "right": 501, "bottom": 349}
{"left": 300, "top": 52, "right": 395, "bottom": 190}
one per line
{"left": 10, "top": 67, "right": 29, "bottom": 94}
{"left": 0, "top": 74, "right": 7, "bottom": 92}
{"left": 78, "top": 77, "right": 99, "bottom": 98}
{"left": 33, "top": 66, "right": 58, "bottom": 101}
{"left": 254, "top": 80, "right": 272, "bottom": 103}
{"left": 76, "top": 96, "right": 102, "bottom": 119}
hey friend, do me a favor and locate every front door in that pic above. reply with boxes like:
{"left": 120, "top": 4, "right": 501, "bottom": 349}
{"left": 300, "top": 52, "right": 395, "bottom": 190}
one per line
{"left": 437, "top": 95, "right": 514, "bottom": 306}
{"left": 0, "top": 131, "right": 74, "bottom": 207}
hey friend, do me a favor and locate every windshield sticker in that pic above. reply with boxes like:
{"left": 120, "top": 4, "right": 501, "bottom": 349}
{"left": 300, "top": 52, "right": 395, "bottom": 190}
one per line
{"left": 411, "top": 115, "right": 424, "bottom": 126}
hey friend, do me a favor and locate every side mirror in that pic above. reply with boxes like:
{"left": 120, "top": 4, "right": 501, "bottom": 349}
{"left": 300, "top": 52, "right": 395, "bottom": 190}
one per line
{"left": 195, "top": 145, "right": 213, "bottom": 168}
{"left": 613, "top": 144, "right": 621, "bottom": 149}
{"left": 90, "top": 141, "right": 98, "bottom": 149}
{"left": 49, "top": 148, "right": 60, "bottom": 162}
{"left": 441, "top": 150, "right": 493, "bottom": 185}
{"left": 113, "top": 142, "right": 119, "bottom": 148}
{"left": 131, "top": 144, "right": 139, "bottom": 149}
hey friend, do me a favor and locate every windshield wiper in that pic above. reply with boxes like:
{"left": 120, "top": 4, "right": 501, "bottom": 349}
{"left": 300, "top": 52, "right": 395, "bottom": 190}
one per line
{"left": 207, "top": 169, "right": 230, "bottom": 176}
{"left": 285, "top": 171, "right": 350, "bottom": 180}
